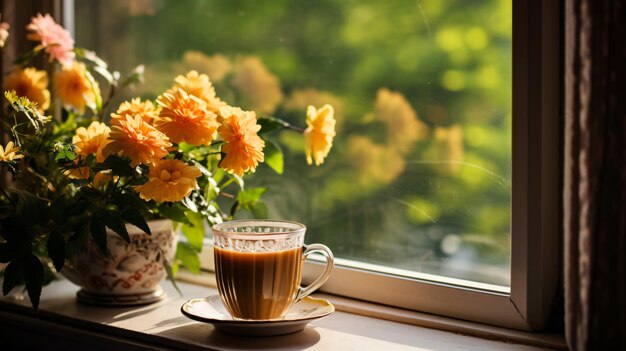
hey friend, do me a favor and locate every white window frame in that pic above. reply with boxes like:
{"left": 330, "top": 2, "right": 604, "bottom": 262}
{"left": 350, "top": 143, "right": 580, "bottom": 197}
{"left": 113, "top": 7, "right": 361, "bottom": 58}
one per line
{"left": 66, "top": 0, "right": 561, "bottom": 331}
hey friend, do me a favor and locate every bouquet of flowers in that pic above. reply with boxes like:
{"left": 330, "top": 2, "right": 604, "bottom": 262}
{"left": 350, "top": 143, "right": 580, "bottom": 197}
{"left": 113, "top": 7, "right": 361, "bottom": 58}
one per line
{"left": 0, "top": 14, "right": 336, "bottom": 308}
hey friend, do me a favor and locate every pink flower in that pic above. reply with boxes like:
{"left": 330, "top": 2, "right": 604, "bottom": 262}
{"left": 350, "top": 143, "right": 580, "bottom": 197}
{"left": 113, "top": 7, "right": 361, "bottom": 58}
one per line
{"left": 0, "top": 14, "right": 9, "bottom": 48}
{"left": 26, "top": 13, "right": 74, "bottom": 66}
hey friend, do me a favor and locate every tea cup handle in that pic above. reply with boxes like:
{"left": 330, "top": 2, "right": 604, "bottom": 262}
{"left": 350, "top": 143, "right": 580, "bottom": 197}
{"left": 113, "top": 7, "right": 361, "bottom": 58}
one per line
{"left": 296, "top": 243, "right": 334, "bottom": 301}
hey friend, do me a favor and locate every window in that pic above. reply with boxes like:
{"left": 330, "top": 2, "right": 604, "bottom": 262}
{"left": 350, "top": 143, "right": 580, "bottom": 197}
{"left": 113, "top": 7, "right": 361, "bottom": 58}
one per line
{"left": 69, "top": 0, "right": 560, "bottom": 330}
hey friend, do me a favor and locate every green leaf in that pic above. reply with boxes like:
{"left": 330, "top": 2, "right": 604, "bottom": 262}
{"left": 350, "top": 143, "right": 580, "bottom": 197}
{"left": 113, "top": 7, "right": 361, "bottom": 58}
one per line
{"left": 212, "top": 168, "right": 226, "bottom": 184}
{"left": 2, "top": 259, "right": 23, "bottom": 296}
{"left": 74, "top": 48, "right": 108, "bottom": 68}
{"left": 113, "top": 193, "right": 149, "bottom": 214}
{"left": 249, "top": 201, "right": 269, "bottom": 219}
{"left": 181, "top": 212, "right": 205, "bottom": 251}
{"left": 24, "top": 254, "right": 44, "bottom": 309}
{"left": 257, "top": 116, "right": 289, "bottom": 134}
{"left": 181, "top": 196, "right": 199, "bottom": 213}
{"left": 13, "top": 189, "right": 48, "bottom": 227}
{"left": 205, "top": 204, "right": 223, "bottom": 226}
{"left": 49, "top": 197, "right": 67, "bottom": 224}
{"left": 90, "top": 214, "right": 107, "bottom": 254}
{"left": 204, "top": 176, "right": 220, "bottom": 202}
{"left": 120, "top": 65, "right": 145, "bottom": 88}
{"left": 54, "top": 144, "right": 76, "bottom": 162}
{"left": 53, "top": 111, "right": 76, "bottom": 134}
{"left": 163, "top": 259, "right": 182, "bottom": 296}
{"left": 93, "top": 66, "right": 115, "bottom": 84}
{"left": 189, "top": 159, "right": 211, "bottom": 177}
{"left": 106, "top": 210, "right": 130, "bottom": 242}
{"left": 228, "top": 173, "right": 245, "bottom": 190}
{"left": 13, "top": 45, "right": 45, "bottom": 66}
{"left": 158, "top": 203, "right": 192, "bottom": 225}
{"left": 0, "top": 242, "right": 17, "bottom": 263}
{"left": 229, "top": 200, "right": 240, "bottom": 219}
{"left": 83, "top": 69, "right": 102, "bottom": 113}
{"left": 122, "top": 207, "right": 151, "bottom": 235}
{"left": 46, "top": 231, "right": 66, "bottom": 272}
{"left": 264, "top": 139, "right": 284, "bottom": 174}
{"left": 66, "top": 220, "right": 89, "bottom": 258}
{"left": 175, "top": 242, "right": 201, "bottom": 274}
{"left": 85, "top": 154, "right": 97, "bottom": 168}
{"left": 98, "top": 155, "right": 135, "bottom": 177}
{"left": 177, "top": 141, "right": 194, "bottom": 153}
{"left": 236, "top": 187, "right": 268, "bottom": 206}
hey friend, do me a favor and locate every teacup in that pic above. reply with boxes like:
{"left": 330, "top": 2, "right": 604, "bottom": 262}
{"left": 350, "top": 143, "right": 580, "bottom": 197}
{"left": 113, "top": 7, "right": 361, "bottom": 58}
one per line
{"left": 212, "top": 219, "right": 334, "bottom": 320}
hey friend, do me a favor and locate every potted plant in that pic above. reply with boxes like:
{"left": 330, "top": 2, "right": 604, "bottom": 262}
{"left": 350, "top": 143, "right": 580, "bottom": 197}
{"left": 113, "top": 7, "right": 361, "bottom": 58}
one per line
{"left": 0, "top": 13, "right": 336, "bottom": 307}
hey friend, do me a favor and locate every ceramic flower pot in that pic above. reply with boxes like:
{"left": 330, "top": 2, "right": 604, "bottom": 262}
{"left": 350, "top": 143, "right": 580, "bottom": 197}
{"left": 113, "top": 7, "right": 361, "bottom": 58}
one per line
{"left": 62, "top": 219, "right": 178, "bottom": 306}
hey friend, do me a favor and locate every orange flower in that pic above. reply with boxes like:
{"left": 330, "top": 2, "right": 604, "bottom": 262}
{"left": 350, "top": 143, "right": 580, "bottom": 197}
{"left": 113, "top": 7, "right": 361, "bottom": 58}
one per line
{"left": 26, "top": 13, "right": 75, "bottom": 65}
{"left": 0, "top": 141, "right": 23, "bottom": 162}
{"left": 304, "top": 104, "right": 336, "bottom": 166}
{"left": 92, "top": 170, "right": 117, "bottom": 189}
{"left": 104, "top": 115, "right": 172, "bottom": 166}
{"left": 54, "top": 62, "right": 100, "bottom": 113}
{"left": 64, "top": 166, "right": 90, "bottom": 180}
{"left": 110, "top": 98, "right": 160, "bottom": 126}
{"left": 217, "top": 106, "right": 264, "bottom": 176}
{"left": 3, "top": 67, "right": 51, "bottom": 112}
{"left": 135, "top": 159, "right": 201, "bottom": 202}
{"left": 154, "top": 88, "right": 219, "bottom": 146}
{"left": 173, "top": 70, "right": 226, "bottom": 112}
{"left": 72, "top": 121, "right": 111, "bottom": 162}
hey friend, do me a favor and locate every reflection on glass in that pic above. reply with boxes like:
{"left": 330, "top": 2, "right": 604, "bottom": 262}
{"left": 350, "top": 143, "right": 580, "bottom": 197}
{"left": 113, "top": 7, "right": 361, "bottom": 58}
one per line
{"left": 75, "top": 0, "right": 512, "bottom": 287}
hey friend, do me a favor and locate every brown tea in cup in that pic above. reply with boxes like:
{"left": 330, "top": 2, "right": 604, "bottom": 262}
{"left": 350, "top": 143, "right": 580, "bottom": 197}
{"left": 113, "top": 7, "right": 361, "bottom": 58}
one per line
{"left": 214, "top": 246, "right": 303, "bottom": 320}
{"left": 212, "top": 220, "right": 334, "bottom": 320}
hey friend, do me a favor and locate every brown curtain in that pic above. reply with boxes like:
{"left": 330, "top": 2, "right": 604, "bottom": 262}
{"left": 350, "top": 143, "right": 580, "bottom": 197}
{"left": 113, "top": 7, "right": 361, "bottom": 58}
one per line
{"left": 565, "top": 0, "right": 626, "bottom": 350}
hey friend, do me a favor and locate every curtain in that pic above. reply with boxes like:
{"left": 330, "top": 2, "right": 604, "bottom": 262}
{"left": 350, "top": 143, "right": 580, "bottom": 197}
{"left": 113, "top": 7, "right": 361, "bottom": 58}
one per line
{"left": 564, "top": 0, "right": 626, "bottom": 349}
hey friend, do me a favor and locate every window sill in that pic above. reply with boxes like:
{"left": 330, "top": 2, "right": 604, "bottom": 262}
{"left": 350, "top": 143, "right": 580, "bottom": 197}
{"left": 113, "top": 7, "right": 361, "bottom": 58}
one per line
{"left": 0, "top": 275, "right": 565, "bottom": 350}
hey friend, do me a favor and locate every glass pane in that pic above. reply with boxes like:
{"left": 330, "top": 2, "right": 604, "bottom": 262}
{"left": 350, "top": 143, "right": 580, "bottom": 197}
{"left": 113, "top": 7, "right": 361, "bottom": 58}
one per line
{"left": 74, "top": 0, "right": 512, "bottom": 287}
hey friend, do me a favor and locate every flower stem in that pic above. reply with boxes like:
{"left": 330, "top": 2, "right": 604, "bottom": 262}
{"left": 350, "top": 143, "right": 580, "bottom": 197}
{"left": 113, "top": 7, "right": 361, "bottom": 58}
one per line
{"left": 285, "top": 123, "right": 306, "bottom": 133}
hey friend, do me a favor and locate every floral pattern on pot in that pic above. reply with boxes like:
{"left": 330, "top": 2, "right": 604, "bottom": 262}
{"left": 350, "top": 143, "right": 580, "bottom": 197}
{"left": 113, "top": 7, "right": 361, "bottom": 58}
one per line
{"left": 63, "top": 219, "right": 178, "bottom": 295}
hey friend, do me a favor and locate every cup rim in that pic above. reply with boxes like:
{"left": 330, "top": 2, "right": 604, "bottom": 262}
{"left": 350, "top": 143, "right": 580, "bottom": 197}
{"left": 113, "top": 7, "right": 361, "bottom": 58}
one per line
{"left": 211, "top": 219, "right": 306, "bottom": 237}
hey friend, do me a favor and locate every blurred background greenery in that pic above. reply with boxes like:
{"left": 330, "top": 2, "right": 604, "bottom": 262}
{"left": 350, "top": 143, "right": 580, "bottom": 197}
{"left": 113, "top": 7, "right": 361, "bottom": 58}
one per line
{"left": 74, "top": 0, "right": 512, "bottom": 286}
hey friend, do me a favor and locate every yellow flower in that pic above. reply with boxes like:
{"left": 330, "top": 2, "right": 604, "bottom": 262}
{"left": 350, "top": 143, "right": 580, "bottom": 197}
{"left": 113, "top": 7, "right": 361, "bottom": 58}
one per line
{"left": 104, "top": 115, "right": 172, "bottom": 166}
{"left": 217, "top": 106, "right": 264, "bottom": 176}
{"left": 178, "top": 51, "right": 232, "bottom": 83}
{"left": 304, "top": 104, "right": 336, "bottom": 166}
{"left": 54, "top": 61, "right": 100, "bottom": 113}
{"left": 110, "top": 98, "right": 160, "bottom": 126}
{"left": 434, "top": 125, "right": 464, "bottom": 172}
{"left": 374, "top": 88, "right": 429, "bottom": 154}
{"left": 0, "top": 141, "right": 24, "bottom": 162}
{"left": 3, "top": 67, "right": 51, "bottom": 112}
{"left": 72, "top": 121, "right": 111, "bottom": 162}
{"left": 135, "top": 159, "right": 201, "bottom": 202}
{"left": 154, "top": 88, "right": 219, "bottom": 146}
{"left": 173, "top": 70, "right": 226, "bottom": 112}
{"left": 284, "top": 88, "right": 344, "bottom": 126}
{"left": 346, "top": 136, "right": 405, "bottom": 185}
{"left": 232, "top": 56, "right": 283, "bottom": 114}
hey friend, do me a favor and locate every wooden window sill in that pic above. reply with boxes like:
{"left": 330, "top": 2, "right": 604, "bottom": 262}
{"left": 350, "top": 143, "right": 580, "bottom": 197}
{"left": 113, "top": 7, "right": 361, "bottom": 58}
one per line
{"left": 0, "top": 276, "right": 565, "bottom": 350}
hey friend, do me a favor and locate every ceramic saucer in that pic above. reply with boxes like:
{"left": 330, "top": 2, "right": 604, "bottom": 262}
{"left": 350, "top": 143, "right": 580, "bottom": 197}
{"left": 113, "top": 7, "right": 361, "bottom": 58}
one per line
{"left": 181, "top": 295, "right": 334, "bottom": 336}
